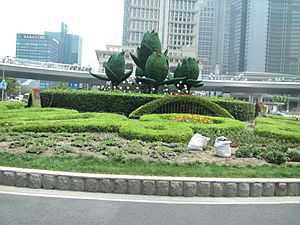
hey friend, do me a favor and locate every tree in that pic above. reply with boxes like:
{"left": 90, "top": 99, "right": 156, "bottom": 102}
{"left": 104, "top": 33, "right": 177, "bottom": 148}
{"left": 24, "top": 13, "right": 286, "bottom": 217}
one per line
{"left": 5, "top": 77, "right": 20, "bottom": 95}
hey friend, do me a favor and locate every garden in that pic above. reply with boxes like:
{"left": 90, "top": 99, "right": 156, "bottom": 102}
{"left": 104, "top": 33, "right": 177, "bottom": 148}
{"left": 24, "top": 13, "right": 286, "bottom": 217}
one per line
{"left": 0, "top": 31, "right": 299, "bottom": 178}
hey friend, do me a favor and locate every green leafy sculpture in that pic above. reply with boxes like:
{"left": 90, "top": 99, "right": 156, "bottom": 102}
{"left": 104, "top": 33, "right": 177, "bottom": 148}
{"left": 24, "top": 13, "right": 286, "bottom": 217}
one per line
{"left": 89, "top": 51, "right": 132, "bottom": 87}
{"left": 169, "top": 57, "right": 204, "bottom": 92}
{"left": 130, "top": 31, "right": 173, "bottom": 91}
{"left": 130, "top": 31, "right": 162, "bottom": 71}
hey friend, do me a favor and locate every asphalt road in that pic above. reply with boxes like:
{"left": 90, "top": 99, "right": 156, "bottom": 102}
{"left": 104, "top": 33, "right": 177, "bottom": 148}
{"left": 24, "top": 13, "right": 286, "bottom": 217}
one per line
{"left": 0, "top": 186, "right": 300, "bottom": 225}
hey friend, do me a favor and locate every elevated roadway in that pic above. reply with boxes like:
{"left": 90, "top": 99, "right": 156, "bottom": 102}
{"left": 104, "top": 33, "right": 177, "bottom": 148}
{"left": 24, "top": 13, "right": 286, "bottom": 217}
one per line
{"left": 1, "top": 62, "right": 300, "bottom": 95}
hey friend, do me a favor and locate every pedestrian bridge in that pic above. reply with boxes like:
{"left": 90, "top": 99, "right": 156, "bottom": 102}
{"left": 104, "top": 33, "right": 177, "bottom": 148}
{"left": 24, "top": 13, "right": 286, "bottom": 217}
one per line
{"left": 0, "top": 62, "right": 300, "bottom": 95}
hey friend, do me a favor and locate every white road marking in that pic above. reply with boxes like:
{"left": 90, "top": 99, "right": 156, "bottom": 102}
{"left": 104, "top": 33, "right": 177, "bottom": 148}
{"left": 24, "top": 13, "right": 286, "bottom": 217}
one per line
{"left": 0, "top": 187, "right": 300, "bottom": 205}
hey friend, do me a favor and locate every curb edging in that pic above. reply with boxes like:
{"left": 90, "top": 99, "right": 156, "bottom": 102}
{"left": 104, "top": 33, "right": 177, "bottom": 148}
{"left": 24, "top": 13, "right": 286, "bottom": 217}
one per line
{"left": 1, "top": 167, "right": 300, "bottom": 197}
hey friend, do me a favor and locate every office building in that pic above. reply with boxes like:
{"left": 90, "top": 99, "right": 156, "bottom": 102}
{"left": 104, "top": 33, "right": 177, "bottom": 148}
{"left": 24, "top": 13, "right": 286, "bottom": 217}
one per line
{"left": 16, "top": 22, "right": 82, "bottom": 88}
{"left": 45, "top": 22, "right": 82, "bottom": 65}
{"left": 16, "top": 34, "right": 59, "bottom": 62}
{"left": 122, "top": 0, "right": 198, "bottom": 52}
{"left": 197, "top": 0, "right": 226, "bottom": 74}
{"left": 224, "top": 0, "right": 300, "bottom": 75}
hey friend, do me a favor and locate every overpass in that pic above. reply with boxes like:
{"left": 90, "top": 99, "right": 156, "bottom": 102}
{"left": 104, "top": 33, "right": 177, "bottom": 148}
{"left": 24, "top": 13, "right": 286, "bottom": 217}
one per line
{"left": 1, "top": 62, "right": 300, "bottom": 95}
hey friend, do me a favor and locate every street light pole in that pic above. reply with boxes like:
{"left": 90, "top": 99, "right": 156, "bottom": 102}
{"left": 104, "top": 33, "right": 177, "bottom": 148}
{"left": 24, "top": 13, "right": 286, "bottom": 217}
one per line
{"left": 1, "top": 65, "right": 5, "bottom": 101}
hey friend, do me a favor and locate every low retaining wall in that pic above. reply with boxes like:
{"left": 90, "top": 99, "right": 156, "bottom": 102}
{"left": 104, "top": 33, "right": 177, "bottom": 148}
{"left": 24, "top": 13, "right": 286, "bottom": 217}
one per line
{"left": 0, "top": 167, "right": 299, "bottom": 197}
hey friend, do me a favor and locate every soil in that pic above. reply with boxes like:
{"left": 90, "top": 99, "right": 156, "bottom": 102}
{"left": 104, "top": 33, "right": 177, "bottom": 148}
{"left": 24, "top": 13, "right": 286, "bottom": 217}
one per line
{"left": 1, "top": 132, "right": 299, "bottom": 166}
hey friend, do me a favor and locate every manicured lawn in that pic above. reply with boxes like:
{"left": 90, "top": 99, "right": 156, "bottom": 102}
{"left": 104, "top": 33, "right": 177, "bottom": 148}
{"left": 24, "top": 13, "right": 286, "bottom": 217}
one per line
{"left": 0, "top": 102, "right": 299, "bottom": 178}
{"left": 0, "top": 152, "right": 299, "bottom": 178}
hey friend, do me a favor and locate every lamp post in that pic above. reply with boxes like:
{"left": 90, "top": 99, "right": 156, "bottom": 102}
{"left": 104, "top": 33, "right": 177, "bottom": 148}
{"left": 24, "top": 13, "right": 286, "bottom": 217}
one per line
{"left": 1, "top": 65, "right": 5, "bottom": 101}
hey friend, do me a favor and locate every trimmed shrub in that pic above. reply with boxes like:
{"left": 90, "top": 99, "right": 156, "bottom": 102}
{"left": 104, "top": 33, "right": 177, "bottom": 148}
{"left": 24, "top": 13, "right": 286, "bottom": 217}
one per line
{"left": 0, "top": 102, "right": 25, "bottom": 111}
{"left": 255, "top": 117, "right": 300, "bottom": 142}
{"left": 119, "top": 120, "right": 193, "bottom": 143}
{"left": 40, "top": 90, "right": 255, "bottom": 121}
{"left": 140, "top": 114, "right": 245, "bottom": 137}
{"left": 129, "top": 95, "right": 234, "bottom": 119}
{"left": 40, "top": 90, "right": 158, "bottom": 116}
{"left": 212, "top": 98, "right": 255, "bottom": 121}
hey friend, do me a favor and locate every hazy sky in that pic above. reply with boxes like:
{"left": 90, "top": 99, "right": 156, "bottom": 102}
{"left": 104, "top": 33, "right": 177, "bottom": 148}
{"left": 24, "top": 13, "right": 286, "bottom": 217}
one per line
{"left": 0, "top": 0, "right": 124, "bottom": 67}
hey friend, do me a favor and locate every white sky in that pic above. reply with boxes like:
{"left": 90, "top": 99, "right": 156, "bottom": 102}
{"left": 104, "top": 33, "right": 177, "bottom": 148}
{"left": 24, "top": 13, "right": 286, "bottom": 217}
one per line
{"left": 0, "top": 0, "right": 124, "bottom": 67}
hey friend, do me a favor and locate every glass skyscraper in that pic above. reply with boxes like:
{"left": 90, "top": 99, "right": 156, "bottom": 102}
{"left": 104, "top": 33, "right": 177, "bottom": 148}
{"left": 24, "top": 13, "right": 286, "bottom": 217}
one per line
{"left": 16, "top": 22, "right": 82, "bottom": 65}
{"left": 45, "top": 22, "right": 82, "bottom": 65}
{"left": 224, "top": 0, "right": 300, "bottom": 75}
{"left": 197, "top": 0, "right": 226, "bottom": 74}
{"left": 16, "top": 34, "right": 59, "bottom": 62}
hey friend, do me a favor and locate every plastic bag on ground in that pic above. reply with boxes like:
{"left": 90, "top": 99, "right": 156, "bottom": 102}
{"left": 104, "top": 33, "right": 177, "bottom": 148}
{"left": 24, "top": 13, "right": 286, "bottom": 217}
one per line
{"left": 188, "top": 133, "right": 210, "bottom": 151}
{"left": 214, "top": 136, "right": 231, "bottom": 158}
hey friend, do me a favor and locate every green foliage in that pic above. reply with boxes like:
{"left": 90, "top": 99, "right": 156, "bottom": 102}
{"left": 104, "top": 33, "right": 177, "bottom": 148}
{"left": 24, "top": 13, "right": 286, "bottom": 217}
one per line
{"left": 171, "top": 58, "right": 203, "bottom": 91}
{"left": 90, "top": 51, "right": 132, "bottom": 87}
{"left": 40, "top": 90, "right": 254, "bottom": 121}
{"left": 40, "top": 90, "right": 159, "bottom": 116}
{"left": 5, "top": 77, "right": 20, "bottom": 95}
{"left": 130, "top": 31, "right": 171, "bottom": 91}
{"left": 0, "top": 102, "right": 25, "bottom": 111}
{"left": 48, "top": 83, "right": 69, "bottom": 90}
{"left": 255, "top": 117, "right": 300, "bottom": 142}
{"left": 272, "top": 95, "right": 288, "bottom": 103}
{"left": 212, "top": 98, "right": 255, "bottom": 121}
{"left": 119, "top": 119, "right": 194, "bottom": 143}
{"left": 236, "top": 143, "right": 289, "bottom": 165}
{"left": 145, "top": 52, "right": 169, "bottom": 83}
{"left": 140, "top": 114, "right": 245, "bottom": 138}
{"left": 129, "top": 95, "right": 234, "bottom": 119}
{"left": 287, "top": 150, "right": 300, "bottom": 162}
{"left": 130, "top": 30, "right": 162, "bottom": 71}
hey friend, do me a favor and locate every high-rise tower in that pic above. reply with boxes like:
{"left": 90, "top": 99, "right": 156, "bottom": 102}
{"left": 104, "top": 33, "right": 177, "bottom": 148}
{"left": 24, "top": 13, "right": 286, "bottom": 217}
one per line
{"left": 122, "top": 0, "right": 198, "bottom": 52}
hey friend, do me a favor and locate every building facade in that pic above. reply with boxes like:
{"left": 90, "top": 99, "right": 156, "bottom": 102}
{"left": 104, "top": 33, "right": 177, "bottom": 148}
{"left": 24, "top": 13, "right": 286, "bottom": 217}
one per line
{"left": 122, "top": 0, "right": 198, "bottom": 52}
{"left": 224, "top": 0, "right": 300, "bottom": 75}
{"left": 15, "top": 23, "right": 82, "bottom": 88}
{"left": 45, "top": 22, "right": 82, "bottom": 65}
{"left": 95, "top": 45, "right": 202, "bottom": 77}
{"left": 16, "top": 34, "right": 59, "bottom": 62}
{"left": 197, "top": 0, "right": 226, "bottom": 75}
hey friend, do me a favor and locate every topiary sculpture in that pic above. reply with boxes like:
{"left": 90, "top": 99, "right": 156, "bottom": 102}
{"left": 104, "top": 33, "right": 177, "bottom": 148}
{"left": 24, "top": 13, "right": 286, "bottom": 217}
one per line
{"left": 130, "top": 30, "right": 162, "bottom": 71}
{"left": 89, "top": 51, "right": 132, "bottom": 87}
{"left": 135, "top": 52, "right": 169, "bottom": 89}
{"left": 130, "top": 31, "right": 174, "bottom": 92}
{"left": 168, "top": 57, "right": 203, "bottom": 92}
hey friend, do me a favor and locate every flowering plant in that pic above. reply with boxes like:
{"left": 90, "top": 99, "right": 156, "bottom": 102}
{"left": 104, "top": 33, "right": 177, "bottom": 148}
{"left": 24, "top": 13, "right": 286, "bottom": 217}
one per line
{"left": 168, "top": 114, "right": 213, "bottom": 124}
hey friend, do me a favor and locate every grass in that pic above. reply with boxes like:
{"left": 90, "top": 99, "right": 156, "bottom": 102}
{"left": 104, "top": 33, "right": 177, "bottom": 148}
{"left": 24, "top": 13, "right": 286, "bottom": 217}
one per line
{"left": 0, "top": 102, "right": 299, "bottom": 178}
{"left": 0, "top": 152, "right": 299, "bottom": 178}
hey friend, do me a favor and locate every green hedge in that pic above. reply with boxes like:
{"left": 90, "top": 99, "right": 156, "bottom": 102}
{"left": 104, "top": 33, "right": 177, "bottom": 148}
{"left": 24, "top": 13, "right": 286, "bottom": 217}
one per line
{"left": 40, "top": 90, "right": 255, "bottom": 120}
{"left": 211, "top": 98, "right": 255, "bottom": 121}
{"left": 40, "top": 90, "right": 159, "bottom": 116}
{"left": 254, "top": 117, "right": 300, "bottom": 142}
{"left": 140, "top": 114, "right": 245, "bottom": 135}
{"left": 129, "top": 96, "right": 234, "bottom": 119}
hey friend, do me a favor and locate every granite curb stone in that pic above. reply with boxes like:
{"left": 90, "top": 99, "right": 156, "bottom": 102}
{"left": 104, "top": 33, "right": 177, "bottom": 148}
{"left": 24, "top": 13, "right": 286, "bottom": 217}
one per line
{"left": 169, "top": 181, "right": 183, "bottom": 196}
{"left": 128, "top": 180, "right": 141, "bottom": 194}
{"left": 42, "top": 175, "right": 56, "bottom": 189}
{"left": 287, "top": 183, "right": 299, "bottom": 196}
{"left": 3, "top": 171, "right": 15, "bottom": 186}
{"left": 28, "top": 174, "right": 42, "bottom": 189}
{"left": 0, "top": 167, "right": 300, "bottom": 197}
{"left": 183, "top": 182, "right": 197, "bottom": 197}
{"left": 70, "top": 177, "right": 85, "bottom": 191}
{"left": 237, "top": 183, "right": 250, "bottom": 197}
{"left": 85, "top": 178, "right": 99, "bottom": 192}
{"left": 16, "top": 172, "right": 28, "bottom": 187}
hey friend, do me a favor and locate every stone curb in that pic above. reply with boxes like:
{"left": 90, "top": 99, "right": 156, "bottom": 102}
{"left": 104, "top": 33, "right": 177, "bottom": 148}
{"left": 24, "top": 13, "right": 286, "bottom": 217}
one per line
{"left": 0, "top": 167, "right": 299, "bottom": 197}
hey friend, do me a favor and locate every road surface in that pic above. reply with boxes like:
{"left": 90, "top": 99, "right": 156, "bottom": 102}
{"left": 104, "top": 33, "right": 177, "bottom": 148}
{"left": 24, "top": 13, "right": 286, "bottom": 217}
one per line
{"left": 0, "top": 185, "right": 299, "bottom": 225}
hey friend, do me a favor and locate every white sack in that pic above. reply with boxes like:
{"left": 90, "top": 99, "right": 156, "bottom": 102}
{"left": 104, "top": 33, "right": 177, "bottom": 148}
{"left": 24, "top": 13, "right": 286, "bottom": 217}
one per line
{"left": 214, "top": 136, "right": 231, "bottom": 158}
{"left": 188, "top": 133, "right": 210, "bottom": 151}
